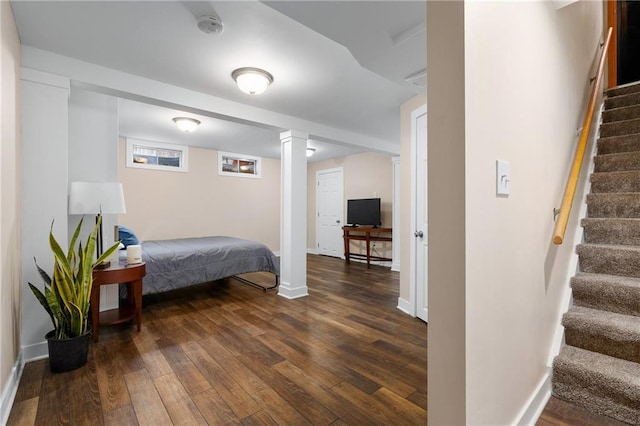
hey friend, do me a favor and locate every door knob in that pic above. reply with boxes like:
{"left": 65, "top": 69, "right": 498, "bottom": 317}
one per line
{"left": 414, "top": 231, "right": 424, "bottom": 238}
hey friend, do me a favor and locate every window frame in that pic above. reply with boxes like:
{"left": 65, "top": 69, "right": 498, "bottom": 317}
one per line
{"left": 217, "top": 151, "right": 262, "bottom": 179}
{"left": 126, "top": 138, "right": 189, "bottom": 173}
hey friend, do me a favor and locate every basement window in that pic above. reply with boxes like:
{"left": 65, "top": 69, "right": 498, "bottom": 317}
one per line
{"left": 126, "top": 138, "right": 188, "bottom": 172}
{"left": 218, "top": 151, "right": 262, "bottom": 178}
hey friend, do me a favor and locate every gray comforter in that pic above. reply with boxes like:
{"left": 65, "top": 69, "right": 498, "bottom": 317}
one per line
{"left": 118, "top": 236, "right": 280, "bottom": 295}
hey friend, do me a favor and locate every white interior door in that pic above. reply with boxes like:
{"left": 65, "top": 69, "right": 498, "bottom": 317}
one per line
{"left": 317, "top": 168, "right": 344, "bottom": 257}
{"left": 411, "top": 105, "right": 428, "bottom": 322}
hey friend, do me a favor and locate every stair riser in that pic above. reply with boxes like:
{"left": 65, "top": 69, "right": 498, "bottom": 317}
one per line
{"left": 607, "top": 83, "right": 640, "bottom": 98}
{"left": 572, "top": 293, "right": 640, "bottom": 317}
{"left": 578, "top": 247, "right": 640, "bottom": 278}
{"left": 598, "top": 135, "right": 640, "bottom": 155}
{"left": 551, "top": 380, "right": 639, "bottom": 425}
{"left": 583, "top": 221, "right": 640, "bottom": 245}
{"left": 587, "top": 194, "right": 640, "bottom": 218}
{"left": 600, "top": 119, "right": 640, "bottom": 138}
{"left": 594, "top": 153, "right": 640, "bottom": 172}
{"left": 591, "top": 172, "right": 640, "bottom": 193}
{"left": 605, "top": 92, "right": 640, "bottom": 109}
{"left": 564, "top": 330, "right": 639, "bottom": 363}
{"left": 603, "top": 105, "right": 640, "bottom": 123}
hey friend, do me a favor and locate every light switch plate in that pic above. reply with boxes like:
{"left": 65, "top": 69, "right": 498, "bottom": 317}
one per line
{"left": 496, "top": 160, "right": 510, "bottom": 196}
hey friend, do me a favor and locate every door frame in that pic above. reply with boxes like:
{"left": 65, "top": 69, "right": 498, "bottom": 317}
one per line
{"left": 607, "top": 0, "right": 618, "bottom": 88}
{"left": 409, "top": 104, "right": 427, "bottom": 320}
{"left": 315, "top": 167, "right": 344, "bottom": 257}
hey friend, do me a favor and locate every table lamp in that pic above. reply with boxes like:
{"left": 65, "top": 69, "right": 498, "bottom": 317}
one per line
{"left": 68, "top": 182, "right": 126, "bottom": 268}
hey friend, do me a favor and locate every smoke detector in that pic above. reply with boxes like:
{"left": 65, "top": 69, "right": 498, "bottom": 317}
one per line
{"left": 197, "top": 15, "right": 224, "bottom": 35}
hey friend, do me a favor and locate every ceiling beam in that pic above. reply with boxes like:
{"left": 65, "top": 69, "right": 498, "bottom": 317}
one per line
{"left": 22, "top": 46, "right": 399, "bottom": 155}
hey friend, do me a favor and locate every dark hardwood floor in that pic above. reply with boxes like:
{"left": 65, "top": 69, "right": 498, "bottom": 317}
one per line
{"left": 8, "top": 255, "right": 427, "bottom": 425}
{"left": 8, "top": 254, "right": 624, "bottom": 425}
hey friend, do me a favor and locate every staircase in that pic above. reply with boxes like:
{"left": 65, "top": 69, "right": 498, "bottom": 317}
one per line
{"left": 552, "top": 81, "right": 640, "bottom": 425}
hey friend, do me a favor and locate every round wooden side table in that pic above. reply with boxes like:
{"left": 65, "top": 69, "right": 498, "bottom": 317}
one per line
{"left": 91, "top": 262, "right": 146, "bottom": 342}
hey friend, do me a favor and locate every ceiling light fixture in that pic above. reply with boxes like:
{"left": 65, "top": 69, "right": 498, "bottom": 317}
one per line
{"left": 172, "top": 117, "right": 201, "bottom": 133}
{"left": 306, "top": 148, "right": 316, "bottom": 158}
{"left": 231, "top": 67, "right": 274, "bottom": 95}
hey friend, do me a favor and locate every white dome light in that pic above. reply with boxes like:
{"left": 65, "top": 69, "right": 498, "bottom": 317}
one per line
{"left": 172, "top": 117, "right": 201, "bottom": 133}
{"left": 232, "top": 67, "right": 274, "bottom": 95}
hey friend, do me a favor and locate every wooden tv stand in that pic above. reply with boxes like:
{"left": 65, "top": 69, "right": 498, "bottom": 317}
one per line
{"left": 342, "top": 226, "right": 392, "bottom": 268}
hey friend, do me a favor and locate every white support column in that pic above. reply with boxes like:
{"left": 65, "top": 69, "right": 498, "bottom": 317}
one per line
{"left": 21, "top": 68, "right": 70, "bottom": 360}
{"left": 279, "top": 130, "right": 308, "bottom": 299}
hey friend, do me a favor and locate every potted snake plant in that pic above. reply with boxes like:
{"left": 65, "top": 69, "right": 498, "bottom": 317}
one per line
{"left": 29, "top": 216, "right": 120, "bottom": 373}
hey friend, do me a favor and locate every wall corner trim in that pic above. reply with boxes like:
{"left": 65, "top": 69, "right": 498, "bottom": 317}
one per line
{"left": 397, "top": 297, "right": 414, "bottom": 316}
{"left": 0, "top": 351, "right": 25, "bottom": 425}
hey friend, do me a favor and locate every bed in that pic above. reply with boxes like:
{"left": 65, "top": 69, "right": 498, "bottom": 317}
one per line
{"left": 118, "top": 235, "right": 280, "bottom": 295}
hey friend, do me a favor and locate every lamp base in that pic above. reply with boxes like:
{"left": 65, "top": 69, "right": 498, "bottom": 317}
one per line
{"left": 94, "top": 261, "right": 111, "bottom": 270}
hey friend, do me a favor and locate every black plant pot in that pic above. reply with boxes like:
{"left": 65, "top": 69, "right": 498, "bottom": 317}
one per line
{"left": 45, "top": 328, "right": 91, "bottom": 373}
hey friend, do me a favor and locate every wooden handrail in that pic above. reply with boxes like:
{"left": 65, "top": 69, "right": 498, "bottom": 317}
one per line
{"left": 553, "top": 27, "right": 613, "bottom": 245}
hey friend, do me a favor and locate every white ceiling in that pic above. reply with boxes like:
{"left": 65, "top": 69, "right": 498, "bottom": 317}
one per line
{"left": 11, "top": 1, "right": 426, "bottom": 161}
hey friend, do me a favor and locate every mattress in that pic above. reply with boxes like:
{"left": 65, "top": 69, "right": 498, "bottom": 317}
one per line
{"left": 118, "top": 236, "right": 280, "bottom": 295}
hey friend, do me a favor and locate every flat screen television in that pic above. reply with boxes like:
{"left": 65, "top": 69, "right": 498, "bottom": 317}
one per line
{"left": 347, "top": 198, "right": 381, "bottom": 227}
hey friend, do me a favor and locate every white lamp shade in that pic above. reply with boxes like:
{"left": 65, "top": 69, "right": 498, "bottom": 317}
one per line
{"left": 232, "top": 68, "right": 274, "bottom": 95}
{"left": 172, "top": 117, "right": 200, "bottom": 132}
{"left": 69, "top": 182, "right": 126, "bottom": 215}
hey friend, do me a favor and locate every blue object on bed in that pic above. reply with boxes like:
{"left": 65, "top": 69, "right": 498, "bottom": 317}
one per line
{"left": 118, "top": 225, "right": 140, "bottom": 247}
{"left": 118, "top": 236, "right": 280, "bottom": 295}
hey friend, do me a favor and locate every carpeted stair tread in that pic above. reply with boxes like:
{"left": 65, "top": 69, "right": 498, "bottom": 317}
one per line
{"left": 572, "top": 273, "right": 640, "bottom": 316}
{"left": 600, "top": 118, "right": 640, "bottom": 138}
{"left": 603, "top": 105, "right": 640, "bottom": 124}
{"left": 591, "top": 170, "right": 640, "bottom": 193}
{"left": 594, "top": 151, "right": 640, "bottom": 172}
{"left": 562, "top": 306, "right": 640, "bottom": 363}
{"left": 552, "top": 345, "right": 640, "bottom": 425}
{"left": 605, "top": 91, "right": 640, "bottom": 110}
{"left": 598, "top": 134, "right": 640, "bottom": 155}
{"left": 587, "top": 193, "right": 640, "bottom": 218}
{"left": 606, "top": 81, "right": 640, "bottom": 98}
{"left": 582, "top": 218, "right": 640, "bottom": 245}
{"left": 577, "top": 243, "right": 640, "bottom": 278}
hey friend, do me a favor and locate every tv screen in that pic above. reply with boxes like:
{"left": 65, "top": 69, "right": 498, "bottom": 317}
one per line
{"left": 347, "top": 198, "right": 381, "bottom": 227}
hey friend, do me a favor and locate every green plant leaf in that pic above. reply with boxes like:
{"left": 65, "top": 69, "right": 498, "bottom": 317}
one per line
{"left": 28, "top": 282, "right": 55, "bottom": 328}
{"left": 33, "top": 258, "right": 51, "bottom": 287}
{"left": 68, "top": 217, "right": 83, "bottom": 263}
{"left": 49, "top": 227, "right": 73, "bottom": 284}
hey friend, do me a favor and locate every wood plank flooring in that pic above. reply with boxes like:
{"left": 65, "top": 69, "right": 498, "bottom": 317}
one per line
{"left": 7, "top": 254, "right": 621, "bottom": 425}
{"left": 8, "top": 255, "right": 427, "bottom": 425}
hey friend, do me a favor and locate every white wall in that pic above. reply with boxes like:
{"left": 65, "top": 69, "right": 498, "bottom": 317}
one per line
{"left": 427, "top": 1, "right": 604, "bottom": 424}
{"left": 20, "top": 69, "right": 70, "bottom": 360}
{"left": 0, "top": 1, "right": 22, "bottom": 421}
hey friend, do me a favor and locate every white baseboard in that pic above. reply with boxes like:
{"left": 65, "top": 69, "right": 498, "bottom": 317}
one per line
{"left": 391, "top": 261, "right": 400, "bottom": 272}
{"left": 397, "top": 297, "right": 414, "bottom": 316}
{"left": 514, "top": 369, "right": 552, "bottom": 426}
{"left": 22, "top": 341, "right": 48, "bottom": 363}
{"left": 0, "top": 351, "right": 24, "bottom": 425}
{"left": 306, "top": 248, "right": 319, "bottom": 255}
{"left": 277, "top": 283, "right": 309, "bottom": 299}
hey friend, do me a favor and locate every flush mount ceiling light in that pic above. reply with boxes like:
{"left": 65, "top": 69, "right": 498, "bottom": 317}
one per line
{"left": 172, "top": 117, "right": 201, "bottom": 133}
{"left": 231, "top": 67, "right": 274, "bottom": 95}
{"left": 306, "top": 148, "right": 316, "bottom": 157}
